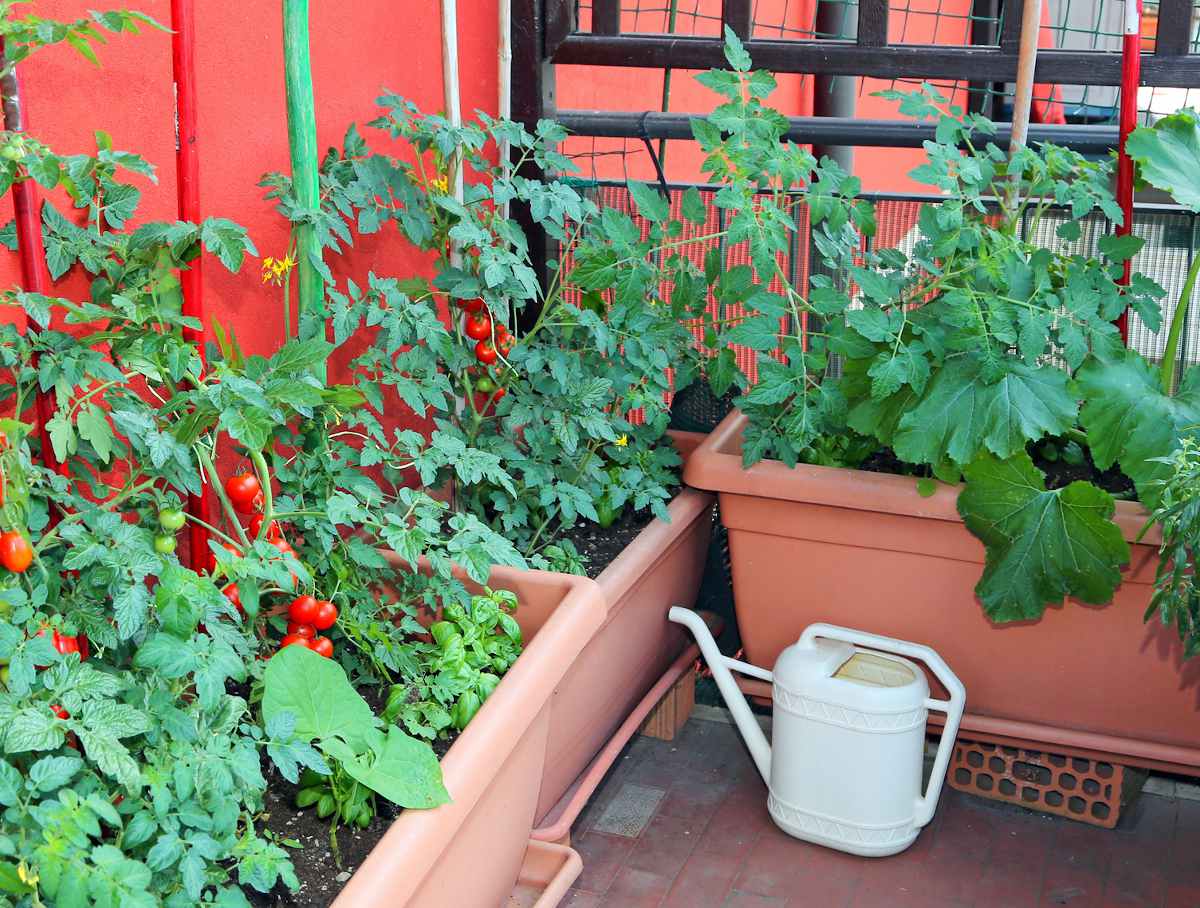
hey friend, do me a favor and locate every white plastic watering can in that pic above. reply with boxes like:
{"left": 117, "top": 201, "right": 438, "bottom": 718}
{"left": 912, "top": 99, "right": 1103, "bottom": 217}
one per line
{"left": 669, "top": 608, "right": 965, "bottom": 857}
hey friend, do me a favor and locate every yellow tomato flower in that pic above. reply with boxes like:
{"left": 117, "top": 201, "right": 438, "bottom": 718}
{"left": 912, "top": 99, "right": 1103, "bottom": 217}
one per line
{"left": 430, "top": 176, "right": 448, "bottom": 193}
{"left": 260, "top": 253, "right": 297, "bottom": 286}
{"left": 614, "top": 434, "right": 629, "bottom": 447}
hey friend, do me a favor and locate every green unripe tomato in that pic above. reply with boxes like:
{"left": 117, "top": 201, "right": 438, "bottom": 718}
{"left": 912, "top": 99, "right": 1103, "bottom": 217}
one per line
{"left": 158, "top": 508, "right": 186, "bottom": 532}
{"left": 153, "top": 535, "right": 177, "bottom": 555}
{"left": 316, "top": 794, "right": 335, "bottom": 819}
{"left": 295, "top": 787, "right": 323, "bottom": 809}
{"left": 474, "top": 375, "right": 496, "bottom": 394}
{"left": 355, "top": 805, "right": 372, "bottom": 828}
{"left": 0, "top": 666, "right": 8, "bottom": 688}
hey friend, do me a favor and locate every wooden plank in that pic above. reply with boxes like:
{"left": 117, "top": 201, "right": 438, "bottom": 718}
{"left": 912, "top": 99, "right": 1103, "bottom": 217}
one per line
{"left": 550, "top": 34, "right": 1200, "bottom": 86}
{"left": 1000, "top": 0, "right": 1023, "bottom": 51}
{"left": 592, "top": 0, "right": 621, "bottom": 35}
{"left": 639, "top": 667, "right": 695, "bottom": 742}
{"left": 1154, "top": 0, "right": 1193, "bottom": 56}
{"left": 722, "top": 0, "right": 752, "bottom": 39}
{"left": 856, "top": 0, "right": 890, "bottom": 48}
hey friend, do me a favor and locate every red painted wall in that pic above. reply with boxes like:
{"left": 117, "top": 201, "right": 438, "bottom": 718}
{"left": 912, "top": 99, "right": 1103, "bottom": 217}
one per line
{"left": 4, "top": 0, "right": 501, "bottom": 358}
{"left": 5, "top": 0, "right": 975, "bottom": 349}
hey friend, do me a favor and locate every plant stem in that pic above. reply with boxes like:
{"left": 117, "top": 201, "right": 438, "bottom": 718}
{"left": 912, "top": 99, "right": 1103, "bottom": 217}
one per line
{"left": 248, "top": 449, "right": 275, "bottom": 535}
{"left": 34, "top": 479, "right": 157, "bottom": 552}
{"left": 1159, "top": 251, "right": 1200, "bottom": 395}
{"left": 197, "top": 446, "right": 251, "bottom": 548}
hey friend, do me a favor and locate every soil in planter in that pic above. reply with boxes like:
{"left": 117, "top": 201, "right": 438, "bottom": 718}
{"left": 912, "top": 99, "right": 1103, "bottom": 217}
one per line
{"left": 249, "top": 732, "right": 458, "bottom": 908}
{"left": 560, "top": 493, "right": 677, "bottom": 580}
{"left": 858, "top": 443, "right": 1136, "bottom": 498}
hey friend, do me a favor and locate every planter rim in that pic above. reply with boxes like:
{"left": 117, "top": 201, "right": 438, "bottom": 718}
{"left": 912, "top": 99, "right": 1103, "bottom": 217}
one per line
{"left": 592, "top": 485, "right": 714, "bottom": 609}
{"left": 684, "top": 411, "right": 1159, "bottom": 546}
{"left": 334, "top": 563, "right": 605, "bottom": 907}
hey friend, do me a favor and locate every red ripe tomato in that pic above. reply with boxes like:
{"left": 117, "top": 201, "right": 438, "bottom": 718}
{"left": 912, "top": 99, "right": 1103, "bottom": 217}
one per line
{"left": 50, "top": 704, "right": 69, "bottom": 720}
{"left": 220, "top": 541, "right": 242, "bottom": 558}
{"left": 270, "top": 537, "right": 295, "bottom": 557}
{"left": 311, "top": 637, "right": 334, "bottom": 658}
{"left": 222, "top": 583, "right": 244, "bottom": 615}
{"left": 497, "top": 334, "right": 514, "bottom": 356}
{"left": 52, "top": 630, "right": 79, "bottom": 656}
{"left": 288, "top": 595, "right": 320, "bottom": 625}
{"left": 475, "top": 340, "right": 498, "bottom": 365}
{"left": 492, "top": 387, "right": 508, "bottom": 402}
{"left": 286, "top": 621, "right": 316, "bottom": 639}
{"left": 225, "top": 472, "right": 262, "bottom": 511}
{"left": 457, "top": 297, "right": 484, "bottom": 313}
{"left": 0, "top": 531, "right": 32, "bottom": 573}
{"left": 278, "top": 634, "right": 313, "bottom": 651}
{"left": 464, "top": 312, "right": 492, "bottom": 340}
{"left": 495, "top": 323, "right": 509, "bottom": 341}
{"left": 312, "top": 601, "right": 338, "bottom": 631}
{"left": 250, "top": 514, "right": 282, "bottom": 542}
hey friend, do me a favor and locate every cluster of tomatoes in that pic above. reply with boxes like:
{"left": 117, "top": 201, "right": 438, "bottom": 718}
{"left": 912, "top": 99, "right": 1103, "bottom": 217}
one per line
{"left": 279, "top": 594, "right": 338, "bottom": 657}
{"left": 221, "top": 469, "right": 339, "bottom": 658}
{"left": 458, "top": 299, "right": 513, "bottom": 414}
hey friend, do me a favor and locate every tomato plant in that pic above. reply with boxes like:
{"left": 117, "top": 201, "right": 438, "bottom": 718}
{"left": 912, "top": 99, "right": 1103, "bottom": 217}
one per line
{"left": 0, "top": 9, "right": 530, "bottom": 901}
{"left": 263, "top": 97, "right": 695, "bottom": 572}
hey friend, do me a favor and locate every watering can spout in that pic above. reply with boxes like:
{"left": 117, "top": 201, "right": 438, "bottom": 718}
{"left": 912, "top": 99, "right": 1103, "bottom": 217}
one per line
{"left": 668, "top": 607, "right": 772, "bottom": 784}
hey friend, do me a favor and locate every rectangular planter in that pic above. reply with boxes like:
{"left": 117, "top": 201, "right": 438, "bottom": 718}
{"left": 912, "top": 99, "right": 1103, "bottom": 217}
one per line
{"left": 684, "top": 412, "right": 1200, "bottom": 775}
{"left": 533, "top": 430, "right": 715, "bottom": 824}
{"left": 334, "top": 566, "right": 605, "bottom": 908}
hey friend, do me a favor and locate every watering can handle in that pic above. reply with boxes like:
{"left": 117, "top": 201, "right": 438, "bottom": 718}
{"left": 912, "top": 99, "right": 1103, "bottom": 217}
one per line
{"left": 798, "top": 623, "right": 965, "bottom": 828}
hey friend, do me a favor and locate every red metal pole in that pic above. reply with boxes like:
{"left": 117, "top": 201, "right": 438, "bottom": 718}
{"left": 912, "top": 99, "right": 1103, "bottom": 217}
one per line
{"left": 1114, "top": 0, "right": 1142, "bottom": 344}
{"left": 0, "top": 41, "right": 65, "bottom": 479}
{"left": 170, "top": 0, "right": 211, "bottom": 571}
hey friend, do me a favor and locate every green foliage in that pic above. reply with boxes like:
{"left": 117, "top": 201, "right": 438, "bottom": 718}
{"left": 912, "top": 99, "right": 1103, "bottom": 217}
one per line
{"left": 689, "top": 70, "right": 1193, "bottom": 633}
{"left": 958, "top": 453, "right": 1129, "bottom": 621}
{"left": 383, "top": 588, "right": 521, "bottom": 736}
{"left": 686, "top": 28, "right": 865, "bottom": 468}
{"left": 1144, "top": 437, "right": 1200, "bottom": 658}
{"left": 0, "top": 1, "right": 164, "bottom": 78}
{"left": 1127, "top": 109, "right": 1200, "bottom": 211}
{"left": 264, "top": 646, "right": 448, "bottom": 851}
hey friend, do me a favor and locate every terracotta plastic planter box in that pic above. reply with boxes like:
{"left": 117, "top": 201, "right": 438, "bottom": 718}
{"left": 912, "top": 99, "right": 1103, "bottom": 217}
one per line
{"left": 333, "top": 564, "right": 605, "bottom": 908}
{"left": 684, "top": 412, "right": 1200, "bottom": 774}
{"left": 533, "top": 430, "right": 716, "bottom": 829}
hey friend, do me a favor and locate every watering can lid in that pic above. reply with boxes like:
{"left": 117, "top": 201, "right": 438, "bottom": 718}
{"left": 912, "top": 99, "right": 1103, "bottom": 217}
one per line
{"left": 775, "top": 637, "right": 857, "bottom": 683}
{"left": 775, "top": 635, "right": 929, "bottom": 710}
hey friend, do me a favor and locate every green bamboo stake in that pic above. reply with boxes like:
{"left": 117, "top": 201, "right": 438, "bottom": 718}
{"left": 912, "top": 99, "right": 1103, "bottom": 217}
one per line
{"left": 283, "top": 0, "right": 324, "bottom": 345}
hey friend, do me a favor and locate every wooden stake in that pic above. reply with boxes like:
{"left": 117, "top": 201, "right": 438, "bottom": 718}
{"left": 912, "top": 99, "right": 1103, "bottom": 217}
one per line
{"left": 1008, "top": 0, "right": 1044, "bottom": 152}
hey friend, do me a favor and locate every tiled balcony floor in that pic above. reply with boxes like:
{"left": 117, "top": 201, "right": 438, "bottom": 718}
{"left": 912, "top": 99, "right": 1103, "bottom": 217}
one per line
{"left": 564, "top": 715, "right": 1200, "bottom": 908}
